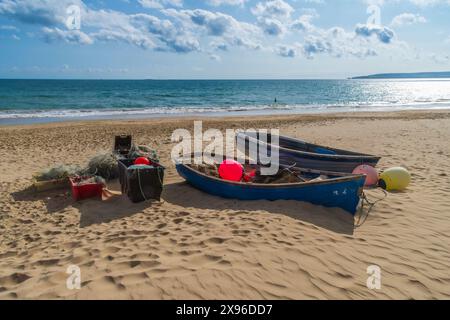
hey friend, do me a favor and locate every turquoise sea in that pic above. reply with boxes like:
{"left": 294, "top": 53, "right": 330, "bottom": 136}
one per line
{"left": 1, "top": 79, "right": 450, "bottom": 125}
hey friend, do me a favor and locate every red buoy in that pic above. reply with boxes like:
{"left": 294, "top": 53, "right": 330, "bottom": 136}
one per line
{"left": 134, "top": 157, "right": 151, "bottom": 166}
{"left": 219, "top": 159, "right": 243, "bottom": 182}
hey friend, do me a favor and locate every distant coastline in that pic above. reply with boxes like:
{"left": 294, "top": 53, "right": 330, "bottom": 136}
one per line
{"left": 351, "top": 71, "right": 450, "bottom": 79}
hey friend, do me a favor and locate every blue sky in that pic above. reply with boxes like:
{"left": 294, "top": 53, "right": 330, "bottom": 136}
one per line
{"left": 0, "top": 0, "right": 449, "bottom": 79}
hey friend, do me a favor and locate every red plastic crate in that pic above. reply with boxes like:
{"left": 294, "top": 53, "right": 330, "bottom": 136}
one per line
{"left": 70, "top": 177, "right": 104, "bottom": 201}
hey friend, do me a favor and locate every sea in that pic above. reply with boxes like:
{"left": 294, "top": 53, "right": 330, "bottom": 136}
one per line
{"left": 1, "top": 79, "right": 450, "bottom": 125}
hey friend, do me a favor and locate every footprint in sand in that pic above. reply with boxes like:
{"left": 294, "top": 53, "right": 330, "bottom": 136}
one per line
{"left": 36, "top": 258, "right": 60, "bottom": 266}
{"left": 232, "top": 229, "right": 251, "bottom": 236}
{"left": 177, "top": 211, "right": 190, "bottom": 217}
{"left": 206, "top": 237, "right": 229, "bottom": 244}
{"left": 4, "top": 273, "right": 31, "bottom": 285}
{"left": 204, "top": 254, "right": 222, "bottom": 262}
{"left": 129, "top": 261, "right": 141, "bottom": 268}
{"left": 173, "top": 218, "right": 183, "bottom": 224}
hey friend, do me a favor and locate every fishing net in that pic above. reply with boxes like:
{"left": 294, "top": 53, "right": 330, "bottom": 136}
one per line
{"left": 190, "top": 164, "right": 220, "bottom": 178}
{"left": 87, "top": 152, "right": 119, "bottom": 180}
{"left": 253, "top": 169, "right": 304, "bottom": 184}
{"left": 128, "top": 145, "right": 159, "bottom": 163}
{"left": 73, "top": 175, "right": 107, "bottom": 187}
{"left": 35, "top": 142, "right": 159, "bottom": 183}
{"left": 35, "top": 164, "right": 84, "bottom": 182}
{"left": 36, "top": 153, "right": 119, "bottom": 182}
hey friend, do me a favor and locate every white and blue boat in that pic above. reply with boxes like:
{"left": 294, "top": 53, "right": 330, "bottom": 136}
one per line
{"left": 236, "top": 132, "right": 381, "bottom": 173}
{"left": 176, "top": 155, "right": 366, "bottom": 215}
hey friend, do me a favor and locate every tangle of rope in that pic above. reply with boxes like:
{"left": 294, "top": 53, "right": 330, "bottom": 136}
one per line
{"left": 355, "top": 188, "right": 388, "bottom": 228}
{"left": 281, "top": 162, "right": 309, "bottom": 182}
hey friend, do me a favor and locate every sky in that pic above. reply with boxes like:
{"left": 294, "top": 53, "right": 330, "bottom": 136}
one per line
{"left": 0, "top": 0, "right": 449, "bottom": 79}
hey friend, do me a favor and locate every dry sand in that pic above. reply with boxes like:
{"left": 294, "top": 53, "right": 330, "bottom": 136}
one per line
{"left": 0, "top": 111, "right": 449, "bottom": 300}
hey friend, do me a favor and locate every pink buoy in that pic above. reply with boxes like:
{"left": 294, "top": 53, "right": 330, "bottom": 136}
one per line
{"left": 219, "top": 159, "right": 244, "bottom": 182}
{"left": 353, "top": 165, "right": 379, "bottom": 187}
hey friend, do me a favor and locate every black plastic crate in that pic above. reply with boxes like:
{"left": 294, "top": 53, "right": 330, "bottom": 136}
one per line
{"left": 114, "top": 135, "right": 132, "bottom": 156}
{"left": 118, "top": 159, "right": 165, "bottom": 203}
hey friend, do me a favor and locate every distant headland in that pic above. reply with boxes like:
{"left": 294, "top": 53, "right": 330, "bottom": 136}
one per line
{"left": 351, "top": 71, "right": 450, "bottom": 79}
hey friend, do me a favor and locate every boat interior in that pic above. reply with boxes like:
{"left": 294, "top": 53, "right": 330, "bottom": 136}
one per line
{"left": 237, "top": 132, "right": 373, "bottom": 156}
{"left": 180, "top": 154, "right": 356, "bottom": 185}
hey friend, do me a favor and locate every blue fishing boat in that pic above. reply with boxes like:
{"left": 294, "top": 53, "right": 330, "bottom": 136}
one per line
{"left": 236, "top": 132, "right": 381, "bottom": 173}
{"left": 175, "top": 155, "right": 366, "bottom": 215}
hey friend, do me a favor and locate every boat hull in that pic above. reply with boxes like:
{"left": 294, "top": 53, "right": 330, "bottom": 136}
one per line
{"left": 176, "top": 164, "right": 365, "bottom": 215}
{"left": 277, "top": 150, "right": 380, "bottom": 173}
{"left": 237, "top": 133, "right": 381, "bottom": 173}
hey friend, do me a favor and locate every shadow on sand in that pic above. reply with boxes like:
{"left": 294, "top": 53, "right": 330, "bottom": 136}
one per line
{"left": 163, "top": 182, "right": 356, "bottom": 235}
{"left": 11, "top": 180, "right": 155, "bottom": 228}
{"left": 75, "top": 194, "right": 152, "bottom": 228}
{"left": 11, "top": 186, "right": 73, "bottom": 214}
{"left": 12, "top": 180, "right": 356, "bottom": 234}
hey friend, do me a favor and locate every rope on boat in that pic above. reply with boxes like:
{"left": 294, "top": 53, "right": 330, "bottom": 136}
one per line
{"left": 282, "top": 162, "right": 308, "bottom": 182}
{"left": 355, "top": 189, "right": 388, "bottom": 228}
{"left": 279, "top": 161, "right": 387, "bottom": 227}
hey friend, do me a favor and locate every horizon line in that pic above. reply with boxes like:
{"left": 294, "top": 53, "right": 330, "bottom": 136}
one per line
{"left": 0, "top": 78, "right": 350, "bottom": 81}
{"left": 1, "top": 77, "right": 449, "bottom": 81}
{"left": 2, "top": 70, "right": 449, "bottom": 82}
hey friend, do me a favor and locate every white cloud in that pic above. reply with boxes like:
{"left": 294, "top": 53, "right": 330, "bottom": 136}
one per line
{"left": 304, "top": 0, "right": 325, "bottom": 4}
{"left": 0, "top": 25, "right": 19, "bottom": 31}
{"left": 138, "top": 0, "right": 183, "bottom": 9}
{"left": 276, "top": 44, "right": 299, "bottom": 57}
{"left": 287, "top": 17, "right": 397, "bottom": 59}
{"left": 257, "top": 17, "right": 287, "bottom": 36}
{"left": 0, "top": 0, "right": 411, "bottom": 61}
{"left": 390, "top": 13, "right": 426, "bottom": 27}
{"left": 408, "top": 0, "right": 450, "bottom": 6}
{"left": 0, "top": 0, "right": 77, "bottom": 26}
{"left": 162, "top": 8, "right": 262, "bottom": 49}
{"left": 251, "top": 0, "right": 294, "bottom": 37}
{"left": 42, "top": 27, "right": 93, "bottom": 45}
{"left": 355, "top": 23, "right": 395, "bottom": 43}
{"left": 364, "top": 0, "right": 450, "bottom": 6}
{"left": 0, "top": 0, "right": 200, "bottom": 52}
{"left": 207, "top": 0, "right": 247, "bottom": 6}
{"left": 251, "top": 0, "right": 294, "bottom": 19}
{"left": 291, "top": 13, "right": 316, "bottom": 32}
{"left": 131, "top": 13, "right": 199, "bottom": 52}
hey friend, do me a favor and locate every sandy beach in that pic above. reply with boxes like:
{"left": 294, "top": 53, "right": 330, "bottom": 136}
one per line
{"left": 0, "top": 110, "right": 449, "bottom": 300}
